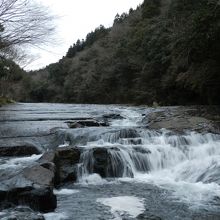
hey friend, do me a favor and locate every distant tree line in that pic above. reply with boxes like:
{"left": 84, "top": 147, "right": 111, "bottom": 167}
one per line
{"left": 3, "top": 0, "right": 220, "bottom": 105}
{"left": 66, "top": 25, "right": 110, "bottom": 58}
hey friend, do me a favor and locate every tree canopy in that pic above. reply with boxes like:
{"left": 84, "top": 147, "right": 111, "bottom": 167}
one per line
{"left": 0, "top": 0, "right": 55, "bottom": 61}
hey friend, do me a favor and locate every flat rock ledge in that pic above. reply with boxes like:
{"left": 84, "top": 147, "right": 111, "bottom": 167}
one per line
{"left": 143, "top": 106, "right": 220, "bottom": 134}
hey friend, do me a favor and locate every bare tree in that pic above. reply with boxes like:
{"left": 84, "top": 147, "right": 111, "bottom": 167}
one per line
{"left": 0, "top": 0, "right": 55, "bottom": 60}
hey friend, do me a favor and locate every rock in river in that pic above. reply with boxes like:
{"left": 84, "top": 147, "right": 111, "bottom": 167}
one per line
{"left": 0, "top": 206, "right": 45, "bottom": 220}
{"left": 0, "top": 143, "right": 41, "bottom": 157}
{"left": 103, "top": 113, "right": 125, "bottom": 120}
{"left": 0, "top": 164, "right": 56, "bottom": 212}
{"left": 67, "top": 119, "right": 108, "bottom": 128}
{"left": 56, "top": 147, "right": 81, "bottom": 184}
{"left": 38, "top": 147, "right": 81, "bottom": 185}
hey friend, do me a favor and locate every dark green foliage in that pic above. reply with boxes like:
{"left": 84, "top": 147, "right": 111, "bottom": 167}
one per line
{"left": 114, "top": 13, "right": 129, "bottom": 24}
{"left": 85, "top": 25, "right": 109, "bottom": 47}
{"left": 0, "top": 57, "right": 31, "bottom": 101}
{"left": 28, "top": 0, "right": 220, "bottom": 105}
{"left": 142, "top": 0, "right": 161, "bottom": 18}
{"left": 66, "top": 39, "right": 85, "bottom": 58}
{"left": 66, "top": 25, "right": 109, "bottom": 58}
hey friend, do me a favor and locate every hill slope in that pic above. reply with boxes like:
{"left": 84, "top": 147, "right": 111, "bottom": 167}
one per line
{"left": 30, "top": 0, "right": 220, "bottom": 105}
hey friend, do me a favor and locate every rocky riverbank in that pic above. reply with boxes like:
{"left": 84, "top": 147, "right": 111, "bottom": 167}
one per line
{"left": 144, "top": 106, "right": 220, "bottom": 134}
{"left": 0, "top": 97, "right": 14, "bottom": 107}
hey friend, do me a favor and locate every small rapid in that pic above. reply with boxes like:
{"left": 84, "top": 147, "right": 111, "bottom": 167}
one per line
{"left": 75, "top": 108, "right": 220, "bottom": 208}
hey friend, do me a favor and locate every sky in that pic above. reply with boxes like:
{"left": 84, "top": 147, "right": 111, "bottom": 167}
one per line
{"left": 26, "top": 0, "right": 143, "bottom": 70}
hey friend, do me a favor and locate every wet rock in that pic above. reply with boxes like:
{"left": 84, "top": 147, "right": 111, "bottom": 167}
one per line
{"left": 0, "top": 164, "right": 56, "bottom": 212}
{"left": 67, "top": 119, "right": 108, "bottom": 128}
{"left": 193, "top": 214, "right": 220, "bottom": 220}
{"left": 144, "top": 106, "right": 220, "bottom": 134}
{"left": 38, "top": 151, "right": 58, "bottom": 164}
{"left": 126, "top": 138, "right": 142, "bottom": 145}
{"left": 0, "top": 187, "right": 56, "bottom": 213}
{"left": 37, "top": 151, "right": 62, "bottom": 186}
{"left": 92, "top": 148, "right": 109, "bottom": 178}
{"left": 0, "top": 207, "right": 45, "bottom": 220}
{"left": 103, "top": 113, "right": 125, "bottom": 120}
{"left": 85, "top": 147, "right": 133, "bottom": 178}
{"left": 133, "top": 146, "right": 151, "bottom": 154}
{"left": 37, "top": 148, "right": 81, "bottom": 185}
{"left": 17, "top": 188, "right": 56, "bottom": 213}
{"left": 22, "top": 165, "right": 55, "bottom": 187}
{"left": 137, "top": 212, "right": 162, "bottom": 220}
{"left": 112, "top": 128, "right": 140, "bottom": 140}
{"left": 0, "top": 144, "right": 41, "bottom": 157}
{"left": 56, "top": 147, "right": 81, "bottom": 184}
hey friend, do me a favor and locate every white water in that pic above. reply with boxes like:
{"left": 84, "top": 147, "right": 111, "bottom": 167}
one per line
{"left": 0, "top": 154, "right": 42, "bottom": 170}
{"left": 76, "top": 108, "right": 220, "bottom": 207}
{"left": 97, "top": 196, "right": 145, "bottom": 219}
{"left": 78, "top": 173, "right": 109, "bottom": 185}
{"left": 54, "top": 189, "right": 80, "bottom": 195}
{"left": 44, "top": 212, "right": 68, "bottom": 220}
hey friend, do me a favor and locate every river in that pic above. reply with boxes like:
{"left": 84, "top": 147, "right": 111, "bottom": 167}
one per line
{"left": 0, "top": 103, "right": 220, "bottom": 220}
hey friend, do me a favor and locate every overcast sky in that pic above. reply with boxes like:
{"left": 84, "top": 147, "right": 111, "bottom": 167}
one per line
{"left": 26, "top": 0, "right": 143, "bottom": 70}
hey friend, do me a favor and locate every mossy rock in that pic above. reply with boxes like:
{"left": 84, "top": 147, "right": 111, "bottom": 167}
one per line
{"left": 0, "top": 96, "right": 15, "bottom": 106}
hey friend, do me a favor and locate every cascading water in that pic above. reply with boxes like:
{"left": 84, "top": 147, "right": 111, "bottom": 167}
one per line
{"left": 75, "top": 107, "right": 220, "bottom": 209}
{"left": 77, "top": 128, "right": 220, "bottom": 182}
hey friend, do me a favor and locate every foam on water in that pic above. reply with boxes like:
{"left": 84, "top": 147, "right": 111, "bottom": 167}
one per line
{"left": 54, "top": 189, "right": 79, "bottom": 195}
{"left": 97, "top": 196, "right": 145, "bottom": 219}
{"left": 0, "top": 212, "right": 5, "bottom": 216}
{"left": 58, "top": 141, "right": 70, "bottom": 148}
{"left": 0, "top": 154, "right": 42, "bottom": 170}
{"left": 43, "top": 212, "right": 68, "bottom": 220}
{"left": 78, "top": 173, "right": 109, "bottom": 186}
{"left": 110, "top": 108, "right": 143, "bottom": 127}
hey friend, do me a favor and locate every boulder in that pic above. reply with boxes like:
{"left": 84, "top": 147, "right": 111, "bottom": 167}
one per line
{"left": 0, "top": 144, "right": 41, "bottom": 157}
{"left": 67, "top": 119, "right": 108, "bottom": 128}
{"left": 38, "top": 151, "right": 59, "bottom": 185}
{"left": 37, "top": 148, "right": 81, "bottom": 185}
{"left": 92, "top": 148, "right": 108, "bottom": 178}
{"left": 22, "top": 165, "right": 55, "bottom": 187}
{"left": 103, "top": 113, "right": 125, "bottom": 120}
{"left": 0, "top": 164, "right": 56, "bottom": 212}
{"left": 38, "top": 151, "right": 58, "bottom": 164}
{"left": 56, "top": 147, "right": 81, "bottom": 184}
{"left": 17, "top": 187, "right": 56, "bottom": 213}
{"left": 85, "top": 147, "right": 133, "bottom": 178}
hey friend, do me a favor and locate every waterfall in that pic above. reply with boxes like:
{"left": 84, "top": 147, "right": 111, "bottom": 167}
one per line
{"left": 77, "top": 127, "right": 220, "bottom": 185}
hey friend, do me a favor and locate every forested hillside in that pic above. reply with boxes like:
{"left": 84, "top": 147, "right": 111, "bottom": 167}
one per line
{"left": 5, "top": 0, "right": 220, "bottom": 105}
{"left": 0, "top": 57, "right": 31, "bottom": 102}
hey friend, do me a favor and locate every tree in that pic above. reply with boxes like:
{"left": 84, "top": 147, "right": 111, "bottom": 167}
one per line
{"left": 0, "top": 0, "right": 55, "bottom": 60}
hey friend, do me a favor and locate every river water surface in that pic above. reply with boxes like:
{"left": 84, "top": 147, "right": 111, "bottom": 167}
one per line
{"left": 1, "top": 103, "right": 220, "bottom": 220}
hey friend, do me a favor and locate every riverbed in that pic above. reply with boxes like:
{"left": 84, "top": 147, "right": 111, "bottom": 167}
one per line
{"left": 0, "top": 103, "right": 220, "bottom": 220}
